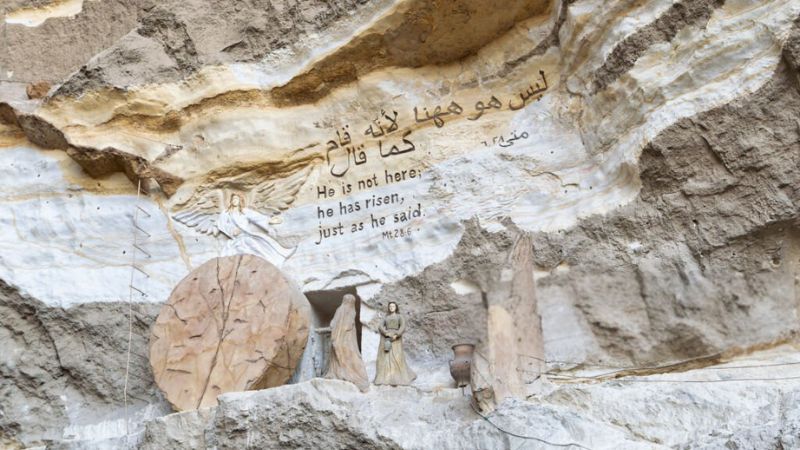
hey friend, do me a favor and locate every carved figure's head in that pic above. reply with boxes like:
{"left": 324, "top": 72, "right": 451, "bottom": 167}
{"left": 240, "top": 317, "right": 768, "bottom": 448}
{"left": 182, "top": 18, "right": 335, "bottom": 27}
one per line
{"left": 388, "top": 301, "right": 398, "bottom": 313}
{"left": 228, "top": 193, "right": 245, "bottom": 211}
{"left": 343, "top": 293, "right": 356, "bottom": 305}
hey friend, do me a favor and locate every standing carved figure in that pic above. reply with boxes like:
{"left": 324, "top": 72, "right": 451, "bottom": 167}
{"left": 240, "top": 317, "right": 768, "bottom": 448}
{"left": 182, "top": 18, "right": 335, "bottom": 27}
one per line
{"left": 324, "top": 294, "right": 369, "bottom": 392}
{"left": 374, "top": 302, "right": 416, "bottom": 386}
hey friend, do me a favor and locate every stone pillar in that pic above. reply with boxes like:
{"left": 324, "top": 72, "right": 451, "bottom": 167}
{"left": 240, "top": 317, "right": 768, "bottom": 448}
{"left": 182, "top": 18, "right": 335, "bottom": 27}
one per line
{"left": 471, "top": 233, "right": 544, "bottom": 409}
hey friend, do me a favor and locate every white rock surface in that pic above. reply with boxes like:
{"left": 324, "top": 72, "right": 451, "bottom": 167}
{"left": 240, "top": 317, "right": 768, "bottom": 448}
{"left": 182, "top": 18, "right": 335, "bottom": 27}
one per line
{"left": 545, "top": 345, "right": 800, "bottom": 448}
{"left": 0, "top": 146, "right": 216, "bottom": 308}
{"left": 129, "top": 346, "right": 800, "bottom": 449}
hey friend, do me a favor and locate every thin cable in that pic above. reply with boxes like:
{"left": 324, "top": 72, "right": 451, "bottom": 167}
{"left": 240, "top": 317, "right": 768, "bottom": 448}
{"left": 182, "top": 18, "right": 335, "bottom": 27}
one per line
{"left": 123, "top": 179, "right": 141, "bottom": 446}
{"left": 550, "top": 360, "right": 718, "bottom": 380}
{"left": 520, "top": 351, "right": 800, "bottom": 378}
{"left": 470, "top": 401, "right": 592, "bottom": 450}
{"left": 469, "top": 350, "right": 588, "bottom": 448}
{"left": 685, "top": 361, "right": 800, "bottom": 370}
{"left": 610, "top": 375, "right": 800, "bottom": 384}
{"left": 545, "top": 371, "right": 800, "bottom": 383}
{"left": 518, "top": 352, "right": 724, "bottom": 371}
{"left": 545, "top": 361, "right": 800, "bottom": 381}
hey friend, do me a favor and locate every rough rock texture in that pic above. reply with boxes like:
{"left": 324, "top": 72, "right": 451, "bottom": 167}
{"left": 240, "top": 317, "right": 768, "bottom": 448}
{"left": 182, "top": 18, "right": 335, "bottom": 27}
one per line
{"left": 138, "top": 378, "right": 643, "bottom": 450}
{"left": 544, "top": 346, "right": 800, "bottom": 448}
{"left": 0, "top": 0, "right": 382, "bottom": 86}
{"left": 25, "top": 81, "right": 50, "bottom": 99}
{"left": 132, "top": 347, "right": 800, "bottom": 449}
{"left": 52, "top": 0, "right": 388, "bottom": 97}
{"left": 150, "top": 255, "right": 311, "bottom": 411}
{"left": 2, "top": 0, "right": 800, "bottom": 447}
{"left": 534, "top": 62, "right": 800, "bottom": 366}
{"left": 360, "top": 56, "right": 800, "bottom": 379}
{"left": 0, "top": 1, "right": 141, "bottom": 83}
{"left": 0, "top": 280, "right": 169, "bottom": 448}
{"left": 590, "top": 0, "right": 726, "bottom": 93}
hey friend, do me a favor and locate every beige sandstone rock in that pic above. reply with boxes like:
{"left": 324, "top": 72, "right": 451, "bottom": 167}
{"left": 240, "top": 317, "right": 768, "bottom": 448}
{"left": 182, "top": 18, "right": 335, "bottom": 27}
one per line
{"left": 484, "top": 234, "right": 544, "bottom": 402}
{"left": 24, "top": 81, "right": 49, "bottom": 99}
{"left": 149, "top": 254, "right": 311, "bottom": 411}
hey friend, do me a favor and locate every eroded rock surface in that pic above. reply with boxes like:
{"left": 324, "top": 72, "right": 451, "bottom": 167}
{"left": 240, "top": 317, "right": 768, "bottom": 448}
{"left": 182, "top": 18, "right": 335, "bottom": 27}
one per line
{"left": 0, "top": 280, "right": 170, "bottom": 448}
{"left": 139, "top": 378, "right": 645, "bottom": 450}
{"left": 1, "top": 0, "right": 800, "bottom": 447}
{"left": 534, "top": 61, "right": 800, "bottom": 366}
{"left": 133, "top": 347, "right": 800, "bottom": 449}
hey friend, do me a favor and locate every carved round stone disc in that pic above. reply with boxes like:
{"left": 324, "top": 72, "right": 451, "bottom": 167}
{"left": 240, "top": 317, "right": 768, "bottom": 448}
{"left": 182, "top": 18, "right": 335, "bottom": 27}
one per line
{"left": 149, "top": 254, "right": 310, "bottom": 411}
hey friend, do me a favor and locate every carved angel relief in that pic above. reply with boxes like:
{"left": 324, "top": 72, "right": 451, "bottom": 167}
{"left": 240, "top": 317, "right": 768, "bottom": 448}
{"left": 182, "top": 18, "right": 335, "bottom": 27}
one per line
{"left": 173, "top": 168, "right": 310, "bottom": 267}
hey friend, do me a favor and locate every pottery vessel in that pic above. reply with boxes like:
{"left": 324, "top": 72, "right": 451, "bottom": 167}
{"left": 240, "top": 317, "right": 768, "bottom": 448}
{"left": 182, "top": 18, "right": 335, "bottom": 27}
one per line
{"left": 449, "top": 343, "right": 475, "bottom": 387}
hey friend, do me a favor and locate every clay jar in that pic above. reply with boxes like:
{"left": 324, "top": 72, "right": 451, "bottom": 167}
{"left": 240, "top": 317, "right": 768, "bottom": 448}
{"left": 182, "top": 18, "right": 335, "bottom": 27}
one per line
{"left": 449, "top": 343, "right": 475, "bottom": 388}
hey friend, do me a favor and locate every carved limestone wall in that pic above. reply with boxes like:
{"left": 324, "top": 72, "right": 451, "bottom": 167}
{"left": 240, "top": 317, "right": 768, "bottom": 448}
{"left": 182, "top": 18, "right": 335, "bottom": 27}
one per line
{"left": 1, "top": 0, "right": 800, "bottom": 447}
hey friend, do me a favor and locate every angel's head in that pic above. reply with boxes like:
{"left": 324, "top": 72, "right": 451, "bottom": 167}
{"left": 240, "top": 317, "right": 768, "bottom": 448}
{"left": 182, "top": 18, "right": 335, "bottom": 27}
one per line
{"left": 228, "top": 193, "right": 245, "bottom": 212}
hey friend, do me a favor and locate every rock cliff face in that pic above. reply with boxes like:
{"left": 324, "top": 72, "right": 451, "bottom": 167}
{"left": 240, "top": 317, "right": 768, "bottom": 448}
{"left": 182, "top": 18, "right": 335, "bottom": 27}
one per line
{"left": 1, "top": 0, "right": 799, "bottom": 448}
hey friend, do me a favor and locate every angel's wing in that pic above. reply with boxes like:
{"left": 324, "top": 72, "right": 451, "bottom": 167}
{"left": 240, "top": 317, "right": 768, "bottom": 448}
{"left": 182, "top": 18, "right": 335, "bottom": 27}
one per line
{"left": 172, "top": 190, "right": 223, "bottom": 236}
{"left": 249, "top": 167, "right": 311, "bottom": 215}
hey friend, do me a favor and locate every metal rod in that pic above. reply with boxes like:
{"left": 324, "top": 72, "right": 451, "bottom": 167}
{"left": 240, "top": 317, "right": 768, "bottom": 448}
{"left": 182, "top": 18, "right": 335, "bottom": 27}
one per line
{"left": 132, "top": 264, "right": 150, "bottom": 278}
{"left": 133, "top": 244, "right": 151, "bottom": 258}
{"left": 133, "top": 223, "right": 151, "bottom": 237}
{"left": 130, "top": 285, "right": 148, "bottom": 296}
{"left": 124, "top": 178, "right": 142, "bottom": 443}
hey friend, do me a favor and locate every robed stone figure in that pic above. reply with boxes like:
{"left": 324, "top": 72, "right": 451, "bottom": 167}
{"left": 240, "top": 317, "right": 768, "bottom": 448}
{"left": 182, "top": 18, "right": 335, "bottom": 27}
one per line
{"left": 374, "top": 302, "right": 416, "bottom": 386}
{"left": 324, "top": 294, "right": 369, "bottom": 392}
